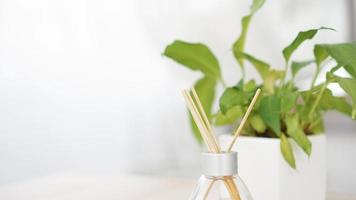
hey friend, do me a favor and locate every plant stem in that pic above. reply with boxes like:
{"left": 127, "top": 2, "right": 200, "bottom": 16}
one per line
{"left": 309, "top": 65, "right": 320, "bottom": 90}
{"left": 308, "top": 117, "right": 322, "bottom": 130}
{"left": 280, "top": 61, "right": 289, "bottom": 88}
{"left": 241, "top": 66, "right": 246, "bottom": 82}
{"left": 308, "top": 81, "right": 328, "bottom": 120}
{"left": 303, "top": 63, "right": 321, "bottom": 117}
{"left": 288, "top": 76, "right": 295, "bottom": 91}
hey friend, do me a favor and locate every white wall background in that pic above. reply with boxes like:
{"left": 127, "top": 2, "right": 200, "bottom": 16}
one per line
{"left": 0, "top": 0, "right": 355, "bottom": 195}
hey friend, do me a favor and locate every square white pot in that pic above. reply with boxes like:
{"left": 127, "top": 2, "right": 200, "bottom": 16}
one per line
{"left": 219, "top": 134, "right": 326, "bottom": 200}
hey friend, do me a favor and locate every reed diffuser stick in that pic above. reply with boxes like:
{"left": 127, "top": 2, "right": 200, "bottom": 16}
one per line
{"left": 227, "top": 89, "right": 261, "bottom": 152}
{"left": 182, "top": 88, "right": 241, "bottom": 200}
{"left": 203, "top": 179, "right": 216, "bottom": 200}
{"left": 190, "top": 87, "right": 220, "bottom": 152}
{"left": 182, "top": 91, "right": 216, "bottom": 152}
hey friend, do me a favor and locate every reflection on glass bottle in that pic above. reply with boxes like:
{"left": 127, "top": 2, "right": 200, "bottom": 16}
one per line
{"left": 189, "top": 152, "right": 253, "bottom": 200}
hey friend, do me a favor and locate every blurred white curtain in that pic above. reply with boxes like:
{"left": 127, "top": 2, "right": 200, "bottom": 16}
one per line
{"left": 0, "top": 0, "right": 198, "bottom": 183}
{"left": 0, "top": 0, "right": 353, "bottom": 194}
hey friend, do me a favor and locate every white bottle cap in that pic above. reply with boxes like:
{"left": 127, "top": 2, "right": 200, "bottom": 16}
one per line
{"left": 201, "top": 151, "right": 237, "bottom": 177}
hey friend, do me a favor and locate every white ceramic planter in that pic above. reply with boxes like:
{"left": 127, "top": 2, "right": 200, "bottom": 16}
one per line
{"left": 219, "top": 134, "right": 326, "bottom": 200}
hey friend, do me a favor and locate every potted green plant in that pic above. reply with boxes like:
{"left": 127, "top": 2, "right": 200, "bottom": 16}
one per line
{"left": 162, "top": 0, "right": 356, "bottom": 199}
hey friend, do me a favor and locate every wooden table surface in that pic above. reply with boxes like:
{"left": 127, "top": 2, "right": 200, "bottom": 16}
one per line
{"left": 0, "top": 173, "right": 354, "bottom": 200}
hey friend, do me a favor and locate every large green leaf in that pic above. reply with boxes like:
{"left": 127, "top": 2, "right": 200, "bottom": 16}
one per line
{"left": 291, "top": 60, "right": 314, "bottom": 78}
{"left": 233, "top": 0, "right": 265, "bottom": 69}
{"left": 258, "top": 95, "right": 281, "bottom": 136}
{"left": 219, "top": 87, "right": 245, "bottom": 113}
{"left": 283, "top": 27, "right": 334, "bottom": 63}
{"left": 190, "top": 115, "right": 202, "bottom": 143}
{"left": 190, "top": 76, "right": 216, "bottom": 143}
{"left": 164, "top": 40, "right": 221, "bottom": 79}
{"left": 280, "top": 134, "right": 296, "bottom": 169}
{"left": 315, "top": 43, "right": 356, "bottom": 78}
{"left": 281, "top": 91, "right": 299, "bottom": 113}
{"left": 285, "top": 114, "right": 312, "bottom": 156}
{"left": 335, "top": 76, "right": 356, "bottom": 119}
{"left": 214, "top": 106, "right": 243, "bottom": 126}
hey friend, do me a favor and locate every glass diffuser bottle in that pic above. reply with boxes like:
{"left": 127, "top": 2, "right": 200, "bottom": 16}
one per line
{"left": 189, "top": 151, "right": 253, "bottom": 200}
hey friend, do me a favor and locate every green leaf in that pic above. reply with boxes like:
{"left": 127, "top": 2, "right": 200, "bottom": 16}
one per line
{"left": 264, "top": 70, "right": 284, "bottom": 94}
{"left": 190, "top": 115, "right": 202, "bottom": 143}
{"left": 164, "top": 40, "right": 221, "bottom": 79}
{"left": 243, "top": 53, "right": 284, "bottom": 93}
{"left": 219, "top": 87, "right": 245, "bottom": 113}
{"left": 280, "top": 134, "right": 296, "bottom": 169}
{"left": 281, "top": 91, "right": 299, "bottom": 113}
{"left": 291, "top": 60, "right": 314, "bottom": 78}
{"left": 233, "top": 0, "right": 265, "bottom": 69}
{"left": 335, "top": 76, "right": 356, "bottom": 119}
{"left": 249, "top": 114, "right": 267, "bottom": 133}
{"left": 244, "top": 80, "right": 257, "bottom": 92}
{"left": 194, "top": 76, "right": 216, "bottom": 114}
{"left": 189, "top": 76, "right": 216, "bottom": 143}
{"left": 330, "top": 96, "right": 352, "bottom": 116}
{"left": 258, "top": 95, "right": 281, "bottom": 136}
{"left": 314, "top": 45, "right": 329, "bottom": 66}
{"left": 285, "top": 114, "right": 312, "bottom": 156}
{"left": 233, "top": 15, "right": 252, "bottom": 68}
{"left": 319, "top": 88, "right": 352, "bottom": 116}
{"left": 316, "top": 43, "right": 356, "bottom": 78}
{"left": 214, "top": 106, "right": 244, "bottom": 126}
{"left": 250, "top": 0, "right": 266, "bottom": 13}
{"left": 244, "top": 53, "right": 270, "bottom": 79}
{"left": 330, "top": 65, "right": 342, "bottom": 73}
{"left": 283, "top": 27, "right": 334, "bottom": 63}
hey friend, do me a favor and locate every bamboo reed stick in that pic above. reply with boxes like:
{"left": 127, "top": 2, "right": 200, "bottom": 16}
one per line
{"left": 182, "top": 88, "right": 242, "bottom": 200}
{"left": 190, "top": 87, "right": 220, "bottom": 152}
{"left": 227, "top": 89, "right": 261, "bottom": 152}
{"left": 182, "top": 91, "right": 216, "bottom": 152}
{"left": 203, "top": 179, "right": 216, "bottom": 200}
